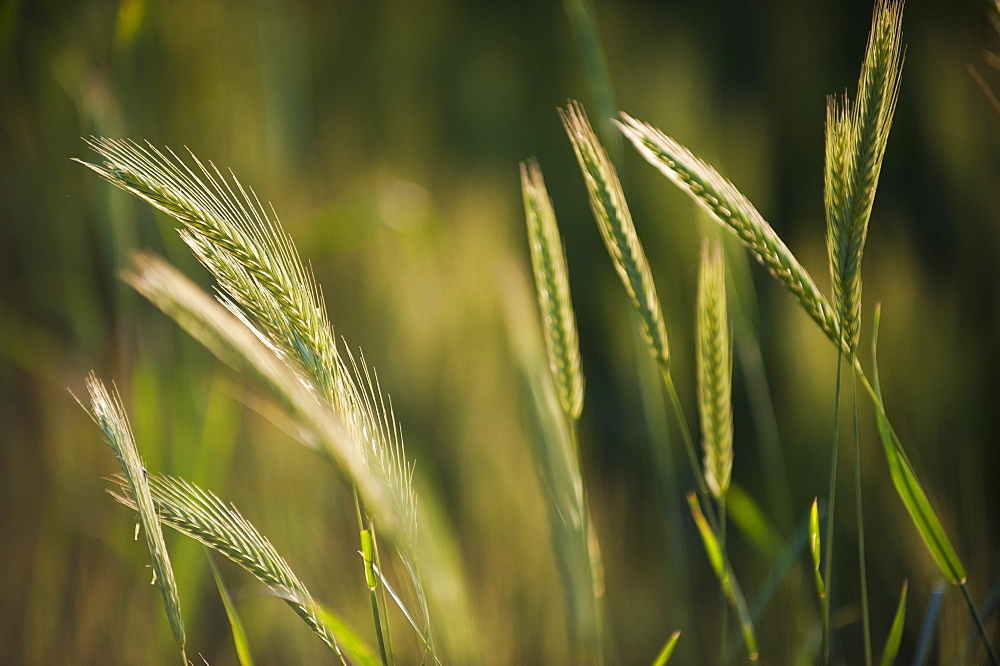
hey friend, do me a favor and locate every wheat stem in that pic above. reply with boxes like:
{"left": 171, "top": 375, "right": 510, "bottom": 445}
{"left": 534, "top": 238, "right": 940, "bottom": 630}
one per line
{"left": 852, "top": 367, "right": 873, "bottom": 666}
{"left": 821, "top": 345, "right": 843, "bottom": 666}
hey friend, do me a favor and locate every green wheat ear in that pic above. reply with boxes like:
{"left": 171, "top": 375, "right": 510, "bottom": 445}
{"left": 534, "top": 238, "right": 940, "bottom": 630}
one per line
{"left": 826, "top": 0, "right": 904, "bottom": 356}
{"left": 560, "top": 100, "right": 670, "bottom": 370}
{"left": 696, "top": 240, "right": 733, "bottom": 500}
{"left": 109, "top": 473, "right": 355, "bottom": 662}
{"left": 77, "top": 375, "right": 187, "bottom": 662}
{"left": 521, "top": 158, "right": 585, "bottom": 422}
{"left": 615, "top": 113, "right": 841, "bottom": 349}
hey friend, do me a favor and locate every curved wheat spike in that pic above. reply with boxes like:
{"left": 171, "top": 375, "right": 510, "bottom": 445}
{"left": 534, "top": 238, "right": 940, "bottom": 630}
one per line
{"left": 520, "top": 158, "right": 585, "bottom": 422}
{"left": 615, "top": 114, "right": 842, "bottom": 350}
{"left": 77, "top": 375, "right": 187, "bottom": 661}
{"left": 74, "top": 139, "right": 339, "bottom": 398}
{"left": 109, "top": 473, "right": 349, "bottom": 661}
{"left": 561, "top": 101, "right": 670, "bottom": 369}
{"left": 696, "top": 241, "right": 733, "bottom": 500}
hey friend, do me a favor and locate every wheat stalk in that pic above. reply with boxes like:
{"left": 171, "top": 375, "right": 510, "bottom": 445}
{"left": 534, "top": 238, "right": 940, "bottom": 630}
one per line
{"left": 696, "top": 240, "right": 733, "bottom": 501}
{"left": 520, "top": 159, "right": 585, "bottom": 422}
{"left": 615, "top": 114, "right": 842, "bottom": 348}
{"left": 77, "top": 374, "right": 187, "bottom": 662}
{"left": 109, "top": 473, "right": 348, "bottom": 661}
{"left": 560, "top": 101, "right": 670, "bottom": 370}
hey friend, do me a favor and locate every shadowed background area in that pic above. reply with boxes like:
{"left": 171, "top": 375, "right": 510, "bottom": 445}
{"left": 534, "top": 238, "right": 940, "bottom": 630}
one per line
{"left": 2, "top": 0, "right": 999, "bottom": 663}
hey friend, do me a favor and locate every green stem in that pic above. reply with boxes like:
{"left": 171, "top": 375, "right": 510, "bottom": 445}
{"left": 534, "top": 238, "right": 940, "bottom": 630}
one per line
{"left": 370, "top": 528, "right": 395, "bottom": 664}
{"left": 662, "top": 370, "right": 719, "bottom": 533}
{"left": 821, "top": 346, "right": 844, "bottom": 666}
{"left": 569, "top": 424, "right": 606, "bottom": 666}
{"left": 353, "top": 488, "right": 390, "bottom": 666}
{"left": 852, "top": 366, "right": 872, "bottom": 666}
{"left": 961, "top": 582, "right": 1000, "bottom": 666}
{"left": 719, "top": 500, "right": 729, "bottom": 665}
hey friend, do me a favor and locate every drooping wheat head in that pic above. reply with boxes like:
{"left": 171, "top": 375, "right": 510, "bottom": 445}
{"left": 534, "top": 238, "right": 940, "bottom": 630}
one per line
{"left": 615, "top": 114, "right": 841, "bottom": 348}
{"left": 520, "top": 159, "right": 585, "bottom": 422}
{"left": 78, "top": 140, "right": 420, "bottom": 546}
{"left": 560, "top": 101, "right": 670, "bottom": 370}
{"left": 109, "top": 473, "right": 346, "bottom": 659}
{"left": 696, "top": 240, "right": 732, "bottom": 500}
{"left": 75, "top": 139, "right": 339, "bottom": 398}
{"left": 78, "top": 374, "right": 186, "bottom": 660}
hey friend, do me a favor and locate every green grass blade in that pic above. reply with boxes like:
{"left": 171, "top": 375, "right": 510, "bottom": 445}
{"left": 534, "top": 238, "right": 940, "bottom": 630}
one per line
{"left": 879, "top": 580, "right": 907, "bottom": 666}
{"left": 687, "top": 493, "right": 759, "bottom": 662}
{"left": 314, "top": 602, "right": 381, "bottom": 666}
{"left": 696, "top": 240, "right": 733, "bottom": 500}
{"left": 615, "top": 113, "right": 840, "bottom": 347}
{"left": 561, "top": 101, "right": 670, "bottom": 370}
{"left": 653, "top": 630, "right": 681, "bottom": 666}
{"left": 77, "top": 375, "right": 187, "bottom": 661}
{"left": 869, "top": 307, "right": 966, "bottom": 584}
{"left": 208, "top": 553, "right": 255, "bottom": 666}
{"left": 726, "top": 483, "right": 781, "bottom": 559}
{"left": 809, "top": 498, "right": 825, "bottom": 600}
{"left": 521, "top": 159, "right": 585, "bottom": 422}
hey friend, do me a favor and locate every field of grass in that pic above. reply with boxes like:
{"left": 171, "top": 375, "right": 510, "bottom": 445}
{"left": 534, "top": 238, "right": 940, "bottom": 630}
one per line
{"left": 2, "top": 1, "right": 1000, "bottom": 663}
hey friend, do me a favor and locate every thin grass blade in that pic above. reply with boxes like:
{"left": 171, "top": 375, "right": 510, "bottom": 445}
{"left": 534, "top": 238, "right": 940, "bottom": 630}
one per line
{"left": 78, "top": 375, "right": 186, "bottom": 661}
{"left": 686, "top": 492, "right": 759, "bottom": 662}
{"left": 653, "top": 630, "right": 681, "bottom": 666}
{"left": 208, "top": 553, "right": 254, "bottom": 666}
{"left": 561, "top": 101, "right": 670, "bottom": 369}
{"left": 869, "top": 306, "right": 966, "bottom": 584}
{"left": 879, "top": 580, "right": 907, "bottom": 666}
{"left": 809, "top": 498, "right": 825, "bottom": 599}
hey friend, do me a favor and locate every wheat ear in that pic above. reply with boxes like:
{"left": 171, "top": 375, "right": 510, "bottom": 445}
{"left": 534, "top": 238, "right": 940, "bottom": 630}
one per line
{"left": 77, "top": 375, "right": 186, "bottom": 662}
{"left": 615, "top": 114, "right": 841, "bottom": 348}
{"left": 561, "top": 101, "right": 670, "bottom": 369}
{"left": 826, "top": 0, "right": 904, "bottom": 355}
{"left": 109, "top": 473, "right": 349, "bottom": 660}
{"left": 696, "top": 241, "right": 733, "bottom": 500}
{"left": 521, "top": 159, "right": 585, "bottom": 422}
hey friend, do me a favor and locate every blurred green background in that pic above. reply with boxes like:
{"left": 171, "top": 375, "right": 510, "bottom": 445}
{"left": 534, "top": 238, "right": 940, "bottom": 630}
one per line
{"left": 2, "top": 0, "right": 1000, "bottom": 663}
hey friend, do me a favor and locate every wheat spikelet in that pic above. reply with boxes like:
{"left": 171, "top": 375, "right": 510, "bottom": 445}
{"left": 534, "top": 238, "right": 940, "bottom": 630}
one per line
{"left": 78, "top": 375, "right": 187, "bottom": 660}
{"left": 826, "top": 0, "right": 904, "bottom": 356}
{"left": 520, "top": 159, "right": 585, "bottom": 421}
{"left": 560, "top": 101, "right": 670, "bottom": 369}
{"left": 696, "top": 241, "right": 733, "bottom": 500}
{"left": 615, "top": 114, "right": 841, "bottom": 348}
{"left": 109, "top": 473, "right": 346, "bottom": 659}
